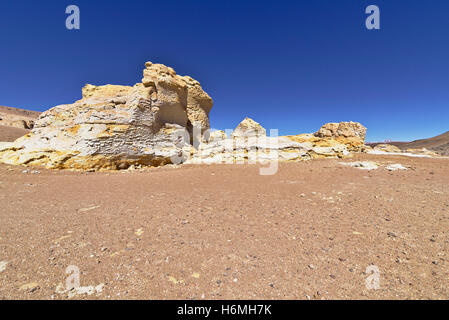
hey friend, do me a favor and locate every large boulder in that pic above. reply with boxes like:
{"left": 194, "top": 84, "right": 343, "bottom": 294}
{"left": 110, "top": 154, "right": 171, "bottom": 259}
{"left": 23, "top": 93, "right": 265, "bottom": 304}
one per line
{"left": 231, "top": 117, "right": 267, "bottom": 138}
{"left": 313, "top": 121, "right": 367, "bottom": 152}
{"left": 314, "top": 122, "right": 367, "bottom": 141}
{"left": 0, "top": 62, "right": 212, "bottom": 170}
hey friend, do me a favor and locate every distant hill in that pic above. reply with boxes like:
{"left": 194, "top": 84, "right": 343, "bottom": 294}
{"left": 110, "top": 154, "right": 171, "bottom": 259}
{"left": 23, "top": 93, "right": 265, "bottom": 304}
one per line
{"left": 369, "top": 131, "right": 449, "bottom": 156}
{"left": 0, "top": 106, "right": 41, "bottom": 141}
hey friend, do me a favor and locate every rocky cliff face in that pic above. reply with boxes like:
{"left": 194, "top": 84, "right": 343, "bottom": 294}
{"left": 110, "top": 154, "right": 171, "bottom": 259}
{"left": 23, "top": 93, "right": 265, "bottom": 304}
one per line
{"left": 0, "top": 62, "right": 212, "bottom": 170}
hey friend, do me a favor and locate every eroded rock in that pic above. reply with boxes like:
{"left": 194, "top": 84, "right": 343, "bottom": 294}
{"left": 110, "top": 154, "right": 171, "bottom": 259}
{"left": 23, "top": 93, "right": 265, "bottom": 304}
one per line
{"left": 0, "top": 62, "right": 212, "bottom": 170}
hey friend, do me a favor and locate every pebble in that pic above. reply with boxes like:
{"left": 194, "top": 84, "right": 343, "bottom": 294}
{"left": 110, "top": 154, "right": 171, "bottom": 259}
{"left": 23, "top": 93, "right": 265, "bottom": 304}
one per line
{"left": 387, "top": 232, "right": 397, "bottom": 238}
{"left": 0, "top": 261, "right": 7, "bottom": 272}
{"left": 19, "top": 282, "right": 39, "bottom": 292}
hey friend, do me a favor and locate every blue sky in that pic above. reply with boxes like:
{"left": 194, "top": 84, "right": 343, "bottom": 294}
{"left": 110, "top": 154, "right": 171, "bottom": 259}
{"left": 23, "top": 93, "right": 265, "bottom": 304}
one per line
{"left": 1, "top": 0, "right": 448, "bottom": 142}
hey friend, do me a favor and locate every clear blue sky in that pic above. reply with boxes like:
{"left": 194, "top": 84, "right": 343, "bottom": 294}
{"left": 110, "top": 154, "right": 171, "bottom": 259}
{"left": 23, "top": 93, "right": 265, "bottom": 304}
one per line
{"left": 1, "top": 0, "right": 448, "bottom": 142}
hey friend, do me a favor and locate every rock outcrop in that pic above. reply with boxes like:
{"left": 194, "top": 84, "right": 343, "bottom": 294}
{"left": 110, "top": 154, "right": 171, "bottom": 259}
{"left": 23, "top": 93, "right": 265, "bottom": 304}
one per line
{"left": 314, "top": 121, "right": 366, "bottom": 140}
{"left": 186, "top": 119, "right": 367, "bottom": 165}
{"left": 231, "top": 117, "right": 266, "bottom": 138}
{"left": 0, "top": 62, "right": 212, "bottom": 170}
{"left": 373, "top": 144, "right": 402, "bottom": 153}
{"left": 0, "top": 60, "right": 371, "bottom": 171}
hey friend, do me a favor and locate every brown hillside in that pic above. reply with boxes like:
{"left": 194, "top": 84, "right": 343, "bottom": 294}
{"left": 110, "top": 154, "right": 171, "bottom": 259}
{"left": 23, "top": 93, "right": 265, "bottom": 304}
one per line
{"left": 369, "top": 131, "right": 449, "bottom": 156}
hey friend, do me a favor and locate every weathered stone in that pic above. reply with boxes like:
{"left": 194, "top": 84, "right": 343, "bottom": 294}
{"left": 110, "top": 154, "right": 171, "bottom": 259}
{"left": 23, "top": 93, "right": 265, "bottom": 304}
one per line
{"left": 231, "top": 117, "right": 266, "bottom": 138}
{"left": 373, "top": 144, "right": 402, "bottom": 153}
{"left": 314, "top": 122, "right": 366, "bottom": 141}
{"left": 0, "top": 62, "right": 213, "bottom": 170}
{"left": 187, "top": 119, "right": 366, "bottom": 165}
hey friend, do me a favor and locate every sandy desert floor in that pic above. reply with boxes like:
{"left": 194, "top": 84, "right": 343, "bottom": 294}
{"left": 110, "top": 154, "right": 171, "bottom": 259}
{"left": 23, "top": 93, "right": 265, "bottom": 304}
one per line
{"left": 0, "top": 154, "right": 448, "bottom": 300}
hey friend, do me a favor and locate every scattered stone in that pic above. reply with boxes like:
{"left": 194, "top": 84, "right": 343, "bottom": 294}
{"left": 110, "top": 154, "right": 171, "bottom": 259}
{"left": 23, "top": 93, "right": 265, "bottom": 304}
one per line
{"left": 168, "top": 276, "right": 184, "bottom": 285}
{"left": 19, "top": 282, "right": 39, "bottom": 292}
{"left": 386, "top": 164, "right": 408, "bottom": 171}
{"left": 78, "top": 205, "right": 101, "bottom": 213}
{"left": 0, "top": 261, "right": 7, "bottom": 272}
{"left": 387, "top": 232, "right": 397, "bottom": 238}
{"left": 339, "top": 161, "right": 379, "bottom": 170}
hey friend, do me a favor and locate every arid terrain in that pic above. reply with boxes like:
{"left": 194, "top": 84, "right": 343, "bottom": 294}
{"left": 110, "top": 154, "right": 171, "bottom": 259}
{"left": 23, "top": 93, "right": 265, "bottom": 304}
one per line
{"left": 0, "top": 153, "right": 448, "bottom": 300}
{"left": 0, "top": 106, "right": 41, "bottom": 142}
{"left": 0, "top": 106, "right": 40, "bottom": 130}
{"left": 369, "top": 131, "right": 449, "bottom": 156}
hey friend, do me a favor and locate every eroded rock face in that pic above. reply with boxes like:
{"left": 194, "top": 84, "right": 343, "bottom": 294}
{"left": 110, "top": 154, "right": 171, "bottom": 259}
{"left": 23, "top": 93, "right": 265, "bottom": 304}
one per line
{"left": 373, "top": 144, "right": 402, "bottom": 153}
{"left": 142, "top": 62, "right": 213, "bottom": 134}
{"left": 0, "top": 62, "right": 212, "bottom": 170}
{"left": 314, "top": 122, "right": 366, "bottom": 140}
{"left": 312, "top": 121, "right": 367, "bottom": 152}
{"left": 186, "top": 118, "right": 366, "bottom": 165}
{"left": 231, "top": 117, "right": 266, "bottom": 138}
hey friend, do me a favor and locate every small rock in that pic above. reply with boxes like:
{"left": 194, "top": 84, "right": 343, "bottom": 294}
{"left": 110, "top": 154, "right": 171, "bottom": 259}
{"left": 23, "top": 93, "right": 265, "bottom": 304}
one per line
{"left": 386, "top": 164, "right": 407, "bottom": 171}
{"left": 387, "top": 232, "right": 397, "bottom": 238}
{"left": 78, "top": 205, "right": 101, "bottom": 213}
{"left": 19, "top": 282, "right": 39, "bottom": 292}
{"left": 0, "top": 261, "right": 8, "bottom": 272}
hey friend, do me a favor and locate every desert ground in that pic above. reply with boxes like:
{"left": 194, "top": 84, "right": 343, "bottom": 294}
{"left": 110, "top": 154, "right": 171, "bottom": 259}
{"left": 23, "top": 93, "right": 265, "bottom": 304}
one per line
{"left": 0, "top": 105, "right": 40, "bottom": 142}
{"left": 0, "top": 153, "right": 448, "bottom": 300}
